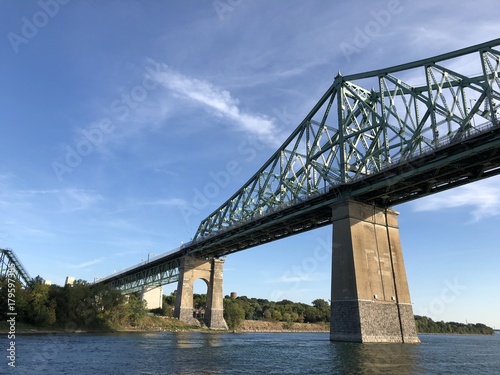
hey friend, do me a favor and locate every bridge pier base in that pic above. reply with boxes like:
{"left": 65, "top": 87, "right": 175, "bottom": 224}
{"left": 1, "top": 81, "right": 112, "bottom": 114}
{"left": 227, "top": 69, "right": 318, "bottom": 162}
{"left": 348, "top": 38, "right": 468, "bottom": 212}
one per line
{"left": 330, "top": 200, "right": 419, "bottom": 343}
{"left": 174, "top": 256, "right": 228, "bottom": 330}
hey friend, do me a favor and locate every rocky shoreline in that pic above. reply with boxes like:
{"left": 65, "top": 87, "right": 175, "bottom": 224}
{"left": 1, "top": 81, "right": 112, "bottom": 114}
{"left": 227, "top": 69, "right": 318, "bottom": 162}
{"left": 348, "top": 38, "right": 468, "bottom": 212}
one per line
{"left": 1, "top": 318, "right": 329, "bottom": 335}
{"left": 238, "top": 320, "right": 329, "bottom": 333}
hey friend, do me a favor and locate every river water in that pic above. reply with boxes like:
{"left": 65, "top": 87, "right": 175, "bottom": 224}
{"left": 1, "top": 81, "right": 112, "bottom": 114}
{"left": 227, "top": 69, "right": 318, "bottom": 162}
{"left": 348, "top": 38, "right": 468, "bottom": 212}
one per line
{"left": 3, "top": 331, "right": 500, "bottom": 374}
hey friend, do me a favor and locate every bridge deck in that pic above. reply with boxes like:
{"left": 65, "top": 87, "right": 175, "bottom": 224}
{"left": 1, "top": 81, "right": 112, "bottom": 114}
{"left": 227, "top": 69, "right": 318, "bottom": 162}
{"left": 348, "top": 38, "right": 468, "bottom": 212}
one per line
{"left": 100, "top": 121, "right": 500, "bottom": 292}
{"left": 98, "top": 39, "right": 500, "bottom": 293}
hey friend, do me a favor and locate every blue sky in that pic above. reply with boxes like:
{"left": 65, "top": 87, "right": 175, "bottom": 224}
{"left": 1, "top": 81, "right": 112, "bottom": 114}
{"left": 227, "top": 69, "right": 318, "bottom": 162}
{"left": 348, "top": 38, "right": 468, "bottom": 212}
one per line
{"left": 1, "top": 1, "right": 499, "bottom": 329}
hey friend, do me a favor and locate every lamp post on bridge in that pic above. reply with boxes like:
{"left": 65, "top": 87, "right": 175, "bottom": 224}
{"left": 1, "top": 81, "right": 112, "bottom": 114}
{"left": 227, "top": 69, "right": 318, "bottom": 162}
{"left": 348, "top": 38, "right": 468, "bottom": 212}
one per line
{"left": 146, "top": 251, "right": 156, "bottom": 263}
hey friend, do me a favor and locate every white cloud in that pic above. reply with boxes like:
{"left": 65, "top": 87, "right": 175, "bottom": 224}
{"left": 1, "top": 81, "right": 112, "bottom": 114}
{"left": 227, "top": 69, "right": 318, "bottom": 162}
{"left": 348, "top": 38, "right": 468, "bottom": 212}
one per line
{"left": 413, "top": 178, "right": 500, "bottom": 222}
{"left": 279, "top": 274, "right": 314, "bottom": 283}
{"left": 269, "top": 272, "right": 329, "bottom": 284}
{"left": 66, "top": 257, "right": 105, "bottom": 269}
{"left": 0, "top": 183, "right": 102, "bottom": 213}
{"left": 59, "top": 189, "right": 102, "bottom": 212}
{"left": 140, "top": 198, "right": 186, "bottom": 207}
{"left": 151, "top": 62, "right": 280, "bottom": 145}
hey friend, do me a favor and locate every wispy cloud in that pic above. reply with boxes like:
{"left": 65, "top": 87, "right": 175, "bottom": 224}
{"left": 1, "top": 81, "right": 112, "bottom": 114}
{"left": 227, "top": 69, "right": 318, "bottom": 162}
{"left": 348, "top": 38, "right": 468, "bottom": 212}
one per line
{"left": 66, "top": 257, "right": 105, "bottom": 269}
{"left": 150, "top": 62, "right": 280, "bottom": 145}
{"left": 113, "top": 250, "right": 144, "bottom": 257}
{"left": 0, "top": 182, "right": 102, "bottom": 213}
{"left": 137, "top": 198, "right": 186, "bottom": 207}
{"left": 279, "top": 274, "right": 314, "bottom": 283}
{"left": 59, "top": 189, "right": 102, "bottom": 212}
{"left": 413, "top": 178, "right": 500, "bottom": 222}
{"left": 269, "top": 273, "right": 328, "bottom": 284}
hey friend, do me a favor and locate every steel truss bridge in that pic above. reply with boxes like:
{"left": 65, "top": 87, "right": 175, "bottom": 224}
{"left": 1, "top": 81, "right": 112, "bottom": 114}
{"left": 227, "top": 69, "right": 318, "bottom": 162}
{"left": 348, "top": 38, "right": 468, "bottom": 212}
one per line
{"left": 0, "top": 248, "right": 32, "bottom": 286}
{"left": 99, "top": 38, "right": 500, "bottom": 293}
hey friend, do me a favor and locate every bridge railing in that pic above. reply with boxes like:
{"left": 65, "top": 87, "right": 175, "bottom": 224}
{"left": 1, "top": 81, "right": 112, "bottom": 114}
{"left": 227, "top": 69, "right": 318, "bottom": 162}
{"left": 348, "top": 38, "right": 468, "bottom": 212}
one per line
{"left": 370, "top": 120, "right": 497, "bottom": 178}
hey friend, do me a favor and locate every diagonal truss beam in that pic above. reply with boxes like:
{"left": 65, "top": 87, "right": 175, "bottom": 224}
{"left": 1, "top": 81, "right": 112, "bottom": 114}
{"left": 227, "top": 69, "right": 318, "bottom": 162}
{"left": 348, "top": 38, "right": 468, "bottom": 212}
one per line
{"left": 99, "top": 39, "right": 500, "bottom": 291}
{"left": 98, "top": 258, "right": 180, "bottom": 294}
{"left": 0, "top": 248, "right": 32, "bottom": 287}
{"left": 194, "top": 38, "right": 500, "bottom": 240}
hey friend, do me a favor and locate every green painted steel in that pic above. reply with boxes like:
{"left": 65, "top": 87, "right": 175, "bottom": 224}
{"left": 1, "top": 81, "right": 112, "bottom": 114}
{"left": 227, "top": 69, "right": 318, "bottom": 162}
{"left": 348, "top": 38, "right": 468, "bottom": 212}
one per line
{"left": 99, "top": 39, "right": 500, "bottom": 291}
{"left": 0, "top": 248, "right": 32, "bottom": 286}
{"left": 194, "top": 38, "right": 500, "bottom": 240}
{"left": 97, "top": 258, "right": 180, "bottom": 294}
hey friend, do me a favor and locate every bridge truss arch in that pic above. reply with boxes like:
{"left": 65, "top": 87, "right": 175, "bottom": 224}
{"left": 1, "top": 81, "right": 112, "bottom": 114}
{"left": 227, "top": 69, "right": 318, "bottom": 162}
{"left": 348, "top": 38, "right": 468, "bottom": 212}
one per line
{"left": 194, "top": 38, "right": 500, "bottom": 241}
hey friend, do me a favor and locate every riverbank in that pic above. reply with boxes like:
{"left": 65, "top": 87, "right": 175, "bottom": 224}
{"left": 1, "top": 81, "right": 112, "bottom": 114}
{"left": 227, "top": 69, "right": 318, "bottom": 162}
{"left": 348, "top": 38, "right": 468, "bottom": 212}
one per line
{"left": 113, "top": 318, "right": 330, "bottom": 333}
{"left": 0, "top": 317, "right": 329, "bottom": 334}
{"left": 0, "top": 316, "right": 197, "bottom": 335}
{"left": 238, "top": 320, "right": 329, "bottom": 332}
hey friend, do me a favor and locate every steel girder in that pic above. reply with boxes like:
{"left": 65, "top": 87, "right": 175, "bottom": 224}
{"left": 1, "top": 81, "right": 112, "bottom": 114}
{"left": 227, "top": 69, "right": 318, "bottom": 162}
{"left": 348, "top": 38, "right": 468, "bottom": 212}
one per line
{"left": 98, "top": 39, "right": 500, "bottom": 289}
{"left": 98, "top": 258, "right": 180, "bottom": 294}
{"left": 0, "top": 248, "right": 32, "bottom": 286}
{"left": 194, "top": 38, "right": 500, "bottom": 240}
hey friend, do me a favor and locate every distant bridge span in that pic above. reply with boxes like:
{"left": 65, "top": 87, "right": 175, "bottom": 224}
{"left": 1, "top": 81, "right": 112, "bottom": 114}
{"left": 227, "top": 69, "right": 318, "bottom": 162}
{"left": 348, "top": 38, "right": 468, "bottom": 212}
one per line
{"left": 1, "top": 248, "right": 32, "bottom": 286}
{"left": 98, "top": 39, "right": 500, "bottom": 343}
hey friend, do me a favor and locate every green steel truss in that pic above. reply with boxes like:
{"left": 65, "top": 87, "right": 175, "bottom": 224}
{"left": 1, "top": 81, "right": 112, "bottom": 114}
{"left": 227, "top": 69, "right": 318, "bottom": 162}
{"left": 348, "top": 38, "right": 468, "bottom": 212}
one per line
{"left": 97, "top": 258, "right": 180, "bottom": 294}
{"left": 0, "top": 248, "right": 32, "bottom": 286}
{"left": 100, "top": 39, "right": 500, "bottom": 291}
{"left": 194, "top": 39, "right": 500, "bottom": 240}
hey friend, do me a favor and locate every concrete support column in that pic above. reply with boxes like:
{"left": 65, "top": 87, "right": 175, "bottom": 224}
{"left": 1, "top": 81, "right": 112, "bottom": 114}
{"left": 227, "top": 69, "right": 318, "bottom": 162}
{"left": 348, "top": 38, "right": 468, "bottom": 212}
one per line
{"left": 330, "top": 200, "right": 419, "bottom": 343}
{"left": 174, "top": 256, "right": 228, "bottom": 330}
{"left": 204, "top": 258, "right": 227, "bottom": 330}
{"left": 141, "top": 285, "right": 163, "bottom": 310}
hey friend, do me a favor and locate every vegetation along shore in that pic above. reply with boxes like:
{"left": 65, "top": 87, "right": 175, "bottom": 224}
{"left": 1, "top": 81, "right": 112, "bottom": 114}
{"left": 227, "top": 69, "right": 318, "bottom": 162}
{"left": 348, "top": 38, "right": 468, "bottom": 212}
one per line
{"left": 0, "top": 277, "right": 493, "bottom": 335}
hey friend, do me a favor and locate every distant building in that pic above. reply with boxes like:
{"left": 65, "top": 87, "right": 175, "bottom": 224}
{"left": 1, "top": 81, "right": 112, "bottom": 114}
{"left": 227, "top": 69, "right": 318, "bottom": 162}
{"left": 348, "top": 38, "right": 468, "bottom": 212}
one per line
{"left": 65, "top": 276, "right": 75, "bottom": 286}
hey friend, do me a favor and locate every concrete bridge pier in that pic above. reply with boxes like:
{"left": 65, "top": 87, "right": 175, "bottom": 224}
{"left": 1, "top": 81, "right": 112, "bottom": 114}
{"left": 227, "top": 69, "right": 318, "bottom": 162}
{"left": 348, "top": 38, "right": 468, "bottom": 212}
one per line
{"left": 330, "top": 200, "right": 420, "bottom": 343}
{"left": 174, "top": 256, "right": 228, "bottom": 330}
{"left": 140, "top": 285, "right": 163, "bottom": 310}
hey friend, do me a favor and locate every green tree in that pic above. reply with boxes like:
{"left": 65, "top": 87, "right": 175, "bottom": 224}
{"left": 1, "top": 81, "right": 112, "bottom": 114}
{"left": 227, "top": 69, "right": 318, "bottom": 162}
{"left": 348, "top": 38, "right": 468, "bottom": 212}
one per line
{"left": 312, "top": 299, "right": 330, "bottom": 322}
{"left": 193, "top": 293, "right": 207, "bottom": 309}
{"left": 164, "top": 291, "right": 176, "bottom": 307}
{"left": 415, "top": 315, "right": 493, "bottom": 335}
{"left": 304, "top": 306, "right": 318, "bottom": 323}
{"left": 93, "top": 284, "right": 127, "bottom": 327}
{"left": 272, "top": 309, "right": 283, "bottom": 321}
{"left": 125, "top": 293, "right": 147, "bottom": 326}
{"left": 263, "top": 309, "right": 273, "bottom": 320}
{"left": 28, "top": 282, "right": 56, "bottom": 326}
{"left": 224, "top": 299, "right": 245, "bottom": 330}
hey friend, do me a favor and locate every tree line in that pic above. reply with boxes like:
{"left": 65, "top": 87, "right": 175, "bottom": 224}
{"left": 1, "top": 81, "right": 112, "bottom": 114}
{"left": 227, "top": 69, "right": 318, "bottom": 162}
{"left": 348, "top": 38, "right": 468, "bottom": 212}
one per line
{"left": 415, "top": 315, "right": 494, "bottom": 335}
{"left": 151, "top": 292, "right": 331, "bottom": 330}
{"left": 1, "top": 277, "right": 494, "bottom": 335}
{"left": 0, "top": 276, "right": 147, "bottom": 330}
{"left": 222, "top": 295, "right": 330, "bottom": 330}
